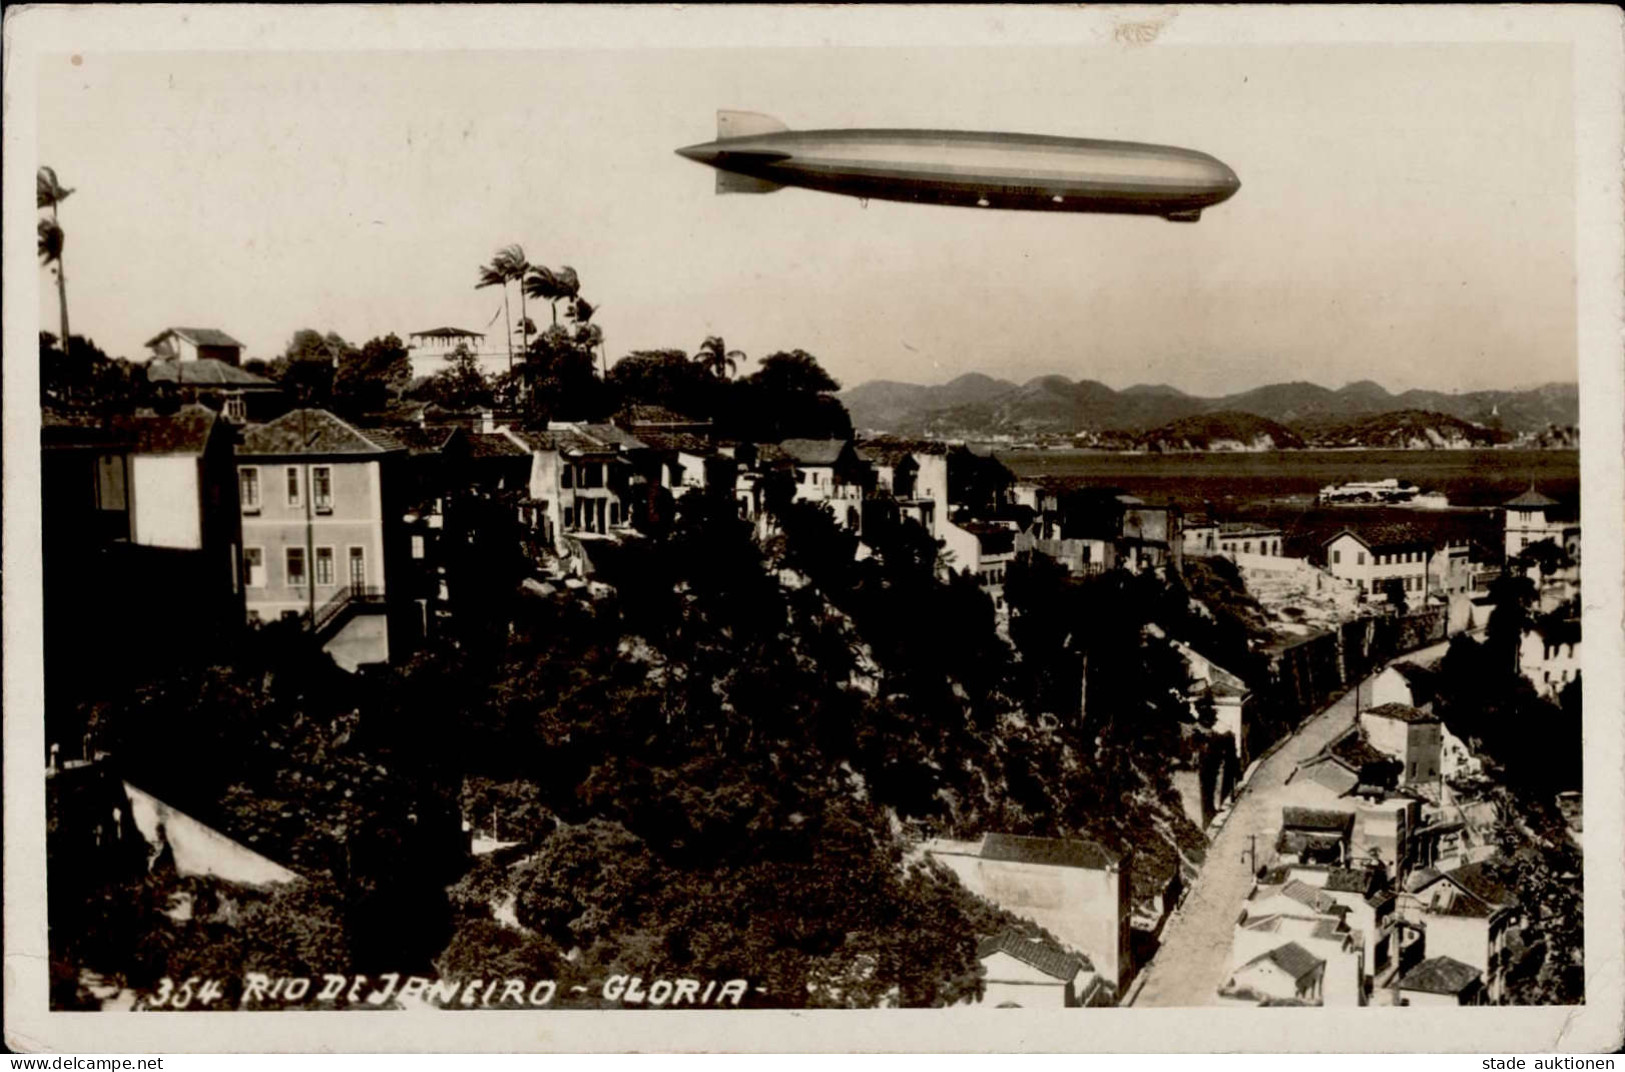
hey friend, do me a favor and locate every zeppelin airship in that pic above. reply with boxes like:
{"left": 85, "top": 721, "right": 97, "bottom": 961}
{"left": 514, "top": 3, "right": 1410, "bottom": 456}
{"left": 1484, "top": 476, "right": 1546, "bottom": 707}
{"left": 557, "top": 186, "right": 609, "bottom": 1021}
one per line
{"left": 676, "top": 111, "right": 1241, "bottom": 221}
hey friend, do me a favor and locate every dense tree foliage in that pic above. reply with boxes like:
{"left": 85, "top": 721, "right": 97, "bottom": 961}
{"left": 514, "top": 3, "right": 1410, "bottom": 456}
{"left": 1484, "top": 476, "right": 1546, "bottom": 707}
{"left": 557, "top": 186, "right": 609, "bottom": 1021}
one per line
{"left": 332, "top": 333, "right": 412, "bottom": 416}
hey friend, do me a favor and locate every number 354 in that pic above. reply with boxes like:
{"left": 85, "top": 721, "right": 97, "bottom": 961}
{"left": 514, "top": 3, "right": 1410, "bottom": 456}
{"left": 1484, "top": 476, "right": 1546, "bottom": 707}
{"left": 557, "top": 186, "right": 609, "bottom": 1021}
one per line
{"left": 147, "top": 977, "right": 224, "bottom": 1008}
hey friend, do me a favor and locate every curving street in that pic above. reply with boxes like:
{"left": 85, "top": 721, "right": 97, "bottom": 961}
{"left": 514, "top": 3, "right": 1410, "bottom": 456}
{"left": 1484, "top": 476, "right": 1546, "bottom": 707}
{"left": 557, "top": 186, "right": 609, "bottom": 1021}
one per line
{"left": 1128, "top": 637, "right": 1457, "bottom": 1007}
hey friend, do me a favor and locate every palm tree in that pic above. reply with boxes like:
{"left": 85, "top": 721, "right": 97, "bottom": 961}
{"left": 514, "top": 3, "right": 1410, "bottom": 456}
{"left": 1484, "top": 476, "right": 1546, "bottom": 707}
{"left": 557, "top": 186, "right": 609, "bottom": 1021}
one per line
{"left": 693, "top": 335, "right": 746, "bottom": 380}
{"left": 524, "top": 265, "right": 580, "bottom": 326}
{"left": 476, "top": 244, "right": 527, "bottom": 371}
{"left": 497, "top": 244, "right": 531, "bottom": 351}
{"left": 37, "top": 167, "right": 74, "bottom": 359}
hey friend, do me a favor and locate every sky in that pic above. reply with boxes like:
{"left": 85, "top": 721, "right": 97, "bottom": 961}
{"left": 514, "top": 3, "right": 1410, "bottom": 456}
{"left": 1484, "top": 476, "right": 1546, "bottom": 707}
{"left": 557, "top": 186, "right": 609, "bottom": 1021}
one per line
{"left": 35, "top": 42, "right": 1575, "bottom": 397}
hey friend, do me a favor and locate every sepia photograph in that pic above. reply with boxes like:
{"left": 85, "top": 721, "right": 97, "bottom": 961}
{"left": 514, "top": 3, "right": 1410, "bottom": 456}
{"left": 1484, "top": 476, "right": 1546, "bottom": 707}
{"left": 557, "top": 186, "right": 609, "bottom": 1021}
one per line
{"left": 4, "top": 3, "right": 1622, "bottom": 1055}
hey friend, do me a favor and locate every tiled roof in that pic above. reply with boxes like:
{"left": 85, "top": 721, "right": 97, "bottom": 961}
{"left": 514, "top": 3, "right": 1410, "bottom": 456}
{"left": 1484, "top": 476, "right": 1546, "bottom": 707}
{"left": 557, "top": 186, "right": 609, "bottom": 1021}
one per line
{"left": 1219, "top": 522, "right": 1282, "bottom": 536}
{"left": 778, "top": 438, "right": 849, "bottom": 466}
{"left": 239, "top": 409, "right": 403, "bottom": 456}
{"left": 1282, "top": 807, "right": 1355, "bottom": 833}
{"left": 145, "top": 327, "right": 244, "bottom": 349}
{"left": 1400, "top": 956, "right": 1482, "bottom": 996}
{"left": 1362, "top": 702, "right": 1439, "bottom": 725}
{"left": 382, "top": 426, "right": 459, "bottom": 454}
{"left": 112, "top": 405, "right": 220, "bottom": 456}
{"left": 1276, "top": 830, "right": 1346, "bottom": 857}
{"left": 1443, "top": 861, "right": 1516, "bottom": 909}
{"left": 1322, "top": 523, "right": 1433, "bottom": 551}
{"left": 410, "top": 327, "right": 485, "bottom": 339}
{"left": 637, "top": 431, "right": 715, "bottom": 456}
{"left": 465, "top": 432, "right": 528, "bottom": 458}
{"left": 619, "top": 404, "right": 709, "bottom": 427}
{"left": 576, "top": 423, "right": 647, "bottom": 451}
{"left": 1326, "top": 729, "right": 1396, "bottom": 771}
{"left": 147, "top": 358, "right": 277, "bottom": 388}
{"left": 1504, "top": 486, "right": 1558, "bottom": 509}
{"left": 977, "top": 930, "right": 1088, "bottom": 981}
{"left": 1322, "top": 868, "right": 1378, "bottom": 895}
{"left": 1310, "top": 918, "right": 1347, "bottom": 942}
{"left": 1242, "top": 942, "right": 1323, "bottom": 985}
{"left": 1281, "top": 880, "right": 1341, "bottom": 915}
{"left": 979, "top": 832, "right": 1120, "bottom": 871}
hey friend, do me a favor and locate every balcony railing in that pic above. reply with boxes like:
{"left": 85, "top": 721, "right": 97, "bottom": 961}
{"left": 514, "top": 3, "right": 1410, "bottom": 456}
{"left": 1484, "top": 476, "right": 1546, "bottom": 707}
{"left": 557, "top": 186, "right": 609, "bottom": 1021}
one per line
{"left": 312, "top": 584, "right": 386, "bottom": 633}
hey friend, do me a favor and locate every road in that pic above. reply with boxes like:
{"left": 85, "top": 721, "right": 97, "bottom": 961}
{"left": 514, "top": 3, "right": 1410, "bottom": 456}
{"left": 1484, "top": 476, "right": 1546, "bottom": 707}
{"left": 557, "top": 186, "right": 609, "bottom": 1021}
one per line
{"left": 1128, "top": 636, "right": 1456, "bottom": 1007}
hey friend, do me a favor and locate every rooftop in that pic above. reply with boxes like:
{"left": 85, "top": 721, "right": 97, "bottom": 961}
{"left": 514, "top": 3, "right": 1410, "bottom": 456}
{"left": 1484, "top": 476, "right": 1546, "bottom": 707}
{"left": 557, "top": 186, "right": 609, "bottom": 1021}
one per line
{"left": 112, "top": 405, "right": 221, "bottom": 456}
{"left": 1504, "top": 486, "right": 1559, "bottom": 509}
{"left": 1322, "top": 523, "right": 1434, "bottom": 551}
{"left": 1282, "top": 807, "right": 1356, "bottom": 833}
{"left": 145, "top": 327, "right": 244, "bottom": 349}
{"left": 239, "top": 409, "right": 404, "bottom": 456}
{"left": 147, "top": 358, "right": 277, "bottom": 388}
{"left": 777, "top": 438, "right": 850, "bottom": 466}
{"left": 1241, "top": 941, "right": 1324, "bottom": 985}
{"left": 976, "top": 930, "right": 1089, "bottom": 981}
{"left": 1361, "top": 702, "right": 1439, "bottom": 725}
{"left": 1280, "top": 880, "right": 1342, "bottom": 916}
{"left": 1399, "top": 956, "right": 1482, "bottom": 996}
{"left": 409, "top": 326, "right": 485, "bottom": 340}
{"left": 978, "top": 832, "right": 1120, "bottom": 871}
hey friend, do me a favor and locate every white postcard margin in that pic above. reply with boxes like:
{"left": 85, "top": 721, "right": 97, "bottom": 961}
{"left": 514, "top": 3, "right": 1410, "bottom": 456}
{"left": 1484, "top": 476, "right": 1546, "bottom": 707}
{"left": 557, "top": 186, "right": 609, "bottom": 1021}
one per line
{"left": 3, "top": 3, "right": 1622, "bottom": 1054}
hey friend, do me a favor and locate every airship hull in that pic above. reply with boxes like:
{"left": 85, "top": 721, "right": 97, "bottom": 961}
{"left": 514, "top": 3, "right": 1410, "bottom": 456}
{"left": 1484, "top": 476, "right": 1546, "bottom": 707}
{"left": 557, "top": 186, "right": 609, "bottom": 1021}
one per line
{"left": 677, "top": 118, "right": 1241, "bottom": 221}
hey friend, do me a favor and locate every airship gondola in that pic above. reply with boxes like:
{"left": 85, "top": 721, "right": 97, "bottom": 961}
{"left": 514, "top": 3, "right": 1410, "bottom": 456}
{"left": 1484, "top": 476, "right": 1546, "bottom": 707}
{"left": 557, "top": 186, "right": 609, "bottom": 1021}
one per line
{"left": 677, "top": 111, "right": 1241, "bottom": 221}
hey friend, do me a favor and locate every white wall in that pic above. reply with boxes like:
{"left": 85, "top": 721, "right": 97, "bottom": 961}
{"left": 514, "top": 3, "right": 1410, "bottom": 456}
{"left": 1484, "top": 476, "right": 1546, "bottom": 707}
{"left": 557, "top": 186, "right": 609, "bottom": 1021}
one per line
{"left": 124, "top": 781, "right": 300, "bottom": 887}
{"left": 130, "top": 455, "right": 201, "bottom": 549}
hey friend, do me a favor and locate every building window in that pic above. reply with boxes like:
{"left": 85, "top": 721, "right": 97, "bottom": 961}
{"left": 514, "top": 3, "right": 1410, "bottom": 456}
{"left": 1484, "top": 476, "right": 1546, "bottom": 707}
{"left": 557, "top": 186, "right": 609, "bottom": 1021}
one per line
{"left": 564, "top": 506, "right": 575, "bottom": 528}
{"left": 239, "top": 467, "right": 260, "bottom": 511}
{"left": 315, "top": 546, "right": 335, "bottom": 586}
{"left": 243, "top": 546, "right": 265, "bottom": 588}
{"left": 1357, "top": 551, "right": 1366, "bottom": 565}
{"left": 223, "top": 395, "right": 246, "bottom": 421}
{"left": 1244, "top": 542, "right": 1252, "bottom": 554}
{"left": 348, "top": 546, "right": 366, "bottom": 590}
{"left": 286, "top": 546, "right": 306, "bottom": 586}
{"left": 286, "top": 467, "right": 302, "bottom": 507}
{"left": 1332, "top": 550, "right": 1341, "bottom": 564}
{"left": 561, "top": 465, "right": 574, "bottom": 489}
{"left": 411, "top": 534, "right": 426, "bottom": 559}
{"left": 609, "top": 502, "right": 621, "bottom": 526}
{"left": 313, "top": 467, "right": 333, "bottom": 513}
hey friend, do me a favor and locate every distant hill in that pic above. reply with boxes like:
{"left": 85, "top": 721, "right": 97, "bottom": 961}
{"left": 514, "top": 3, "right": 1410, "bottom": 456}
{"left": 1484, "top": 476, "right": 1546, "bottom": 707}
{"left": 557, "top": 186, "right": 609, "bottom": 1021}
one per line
{"left": 841, "top": 373, "right": 1577, "bottom": 439}
{"left": 1291, "top": 409, "right": 1515, "bottom": 449}
{"left": 1140, "top": 411, "right": 1305, "bottom": 452}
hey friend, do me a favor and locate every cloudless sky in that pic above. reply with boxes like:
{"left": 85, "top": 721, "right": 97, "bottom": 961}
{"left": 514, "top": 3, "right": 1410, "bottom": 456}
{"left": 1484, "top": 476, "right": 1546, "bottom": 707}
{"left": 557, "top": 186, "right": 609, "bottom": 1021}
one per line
{"left": 36, "top": 43, "right": 1574, "bottom": 397}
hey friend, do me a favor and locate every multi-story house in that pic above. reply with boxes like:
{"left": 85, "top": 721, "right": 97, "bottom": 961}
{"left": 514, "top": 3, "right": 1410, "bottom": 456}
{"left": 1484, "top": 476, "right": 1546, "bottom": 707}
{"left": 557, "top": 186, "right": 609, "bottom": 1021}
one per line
{"left": 237, "top": 409, "right": 409, "bottom": 670}
{"left": 406, "top": 326, "right": 513, "bottom": 380}
{"left": 1323, "top": 525, "right": 1433, "bottom": 601}
{"left": 1519, "top": 622, "right": 1580, "bottom": 698}
{"left": 40, "top": 406, "right": 244, "bottom": 714}
{"left": 1402, "top": 861, "right": 1520, "bottom": 1003}
{"left": 764, "top": 438, "right": 869, "bottom": 531}
{"left": 1503, "top": 485, "right": 1579, "bottom": 563}
{"left": 923, "top": 833, "right": 1134, "bottom": 995}
{"left": 858, "top": 440, "right": 949, "bottom": 538}
{"left": 1358, "top": 704, "right": 1443, "bottom": 788}
{"left": 1217, "top": 522, "right": 1283, "bottom": 558}
{"left": 502, "top": 422, "right": 645, "bottom": 558}
{"left": 143, "top": 327, "right": 284, "bottom": 423}
{"left": 940, "top": 519, "right": 1017, "bottom": 611}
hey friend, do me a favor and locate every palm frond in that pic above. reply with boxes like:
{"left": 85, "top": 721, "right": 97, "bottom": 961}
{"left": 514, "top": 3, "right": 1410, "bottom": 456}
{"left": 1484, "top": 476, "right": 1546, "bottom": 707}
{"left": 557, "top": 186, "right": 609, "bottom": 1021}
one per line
{"left": 37, "top": 219, "right": 63, "bottom": 263}
{"left": 37, "top": 167, "right": 74, "bottom": 210}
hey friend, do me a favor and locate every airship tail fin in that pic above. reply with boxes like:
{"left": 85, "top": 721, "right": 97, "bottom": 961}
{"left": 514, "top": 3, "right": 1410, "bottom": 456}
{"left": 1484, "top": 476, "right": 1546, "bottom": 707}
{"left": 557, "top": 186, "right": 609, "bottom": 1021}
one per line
{"left": 716, "top": 171, "right": 783, "bottom": 195}
{"left": 718, "top": 110, "right": 790, "bottom": 139}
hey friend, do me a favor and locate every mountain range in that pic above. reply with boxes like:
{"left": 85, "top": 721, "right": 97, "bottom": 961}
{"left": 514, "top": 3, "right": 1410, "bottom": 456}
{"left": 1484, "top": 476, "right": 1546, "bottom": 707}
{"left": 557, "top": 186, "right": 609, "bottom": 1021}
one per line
{"left": 840, "top": 375, "right": 1579, "bottom": 441}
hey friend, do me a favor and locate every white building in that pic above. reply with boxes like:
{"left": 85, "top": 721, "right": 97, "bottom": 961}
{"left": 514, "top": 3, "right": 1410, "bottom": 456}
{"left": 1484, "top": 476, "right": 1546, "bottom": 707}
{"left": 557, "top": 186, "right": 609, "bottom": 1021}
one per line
{"left": 1323, "top": 526, "right": 1433, "bottom": 602}
{"left": 975, "top": 931, "right": 1105, "bottom": 1008}
{"left": 1519, "top": 626, "right": 1580, "bottom": 698}
{"left": 1502, "top": 486, "right": 1579, "bottom": 562}
{"left": 406, "top": 326, "right": 514, "bottom": 381}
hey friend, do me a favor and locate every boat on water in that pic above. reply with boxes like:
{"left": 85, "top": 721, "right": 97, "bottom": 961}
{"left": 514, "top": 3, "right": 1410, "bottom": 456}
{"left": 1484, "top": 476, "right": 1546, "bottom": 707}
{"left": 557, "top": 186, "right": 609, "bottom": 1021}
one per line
{"left": 1318, "top": 478, "right": 1428, "bottom": 505}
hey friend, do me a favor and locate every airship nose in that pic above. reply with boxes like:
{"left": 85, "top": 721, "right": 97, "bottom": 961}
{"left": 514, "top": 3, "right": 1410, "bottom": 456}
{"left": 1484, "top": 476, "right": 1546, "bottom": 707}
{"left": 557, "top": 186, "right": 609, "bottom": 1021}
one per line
{"left": 1217, "top": 162, "right": 1242, "bottom": 197}
{"left": 676, "top": 142, "right": 720, "bottom": 165}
